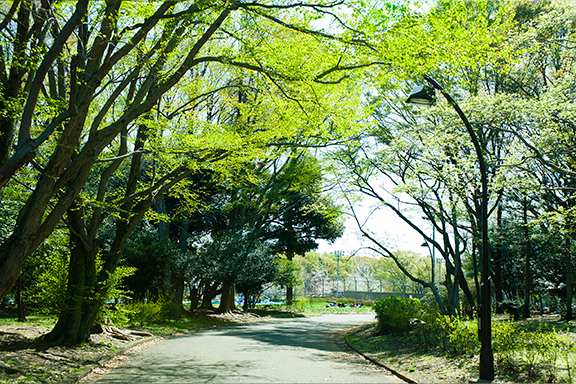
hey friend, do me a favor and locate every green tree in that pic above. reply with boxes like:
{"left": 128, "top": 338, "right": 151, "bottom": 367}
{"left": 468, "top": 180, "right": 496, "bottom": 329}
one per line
{"left": 0, "top": 0, "right": 374, "bottom": 308}
{"left": 0, "top": 1, "right": 379, "bottom": 344}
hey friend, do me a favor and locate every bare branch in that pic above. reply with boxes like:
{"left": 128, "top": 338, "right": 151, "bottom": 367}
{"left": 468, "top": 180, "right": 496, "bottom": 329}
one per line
{"left": 0, "top": 0, "right": 21, "bottom": 33}
{"left": 94, "top": 149, "right": 151, "bottom": 163}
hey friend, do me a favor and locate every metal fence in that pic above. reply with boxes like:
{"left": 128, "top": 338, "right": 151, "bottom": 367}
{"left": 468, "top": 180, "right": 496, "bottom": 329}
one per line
{"left": 298, "top": 276, "right": 429, "bottom": 298}
{"left": 341, "top": 290, "right": 426, "bottom": 301}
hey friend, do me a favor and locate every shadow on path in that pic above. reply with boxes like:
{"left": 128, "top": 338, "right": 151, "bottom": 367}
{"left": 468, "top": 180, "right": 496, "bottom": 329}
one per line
{"left": 95, "top": 314, "right": 395, "bottom": 384}
{"left": 216, "top": 318, "right": 352, "bottom": 352}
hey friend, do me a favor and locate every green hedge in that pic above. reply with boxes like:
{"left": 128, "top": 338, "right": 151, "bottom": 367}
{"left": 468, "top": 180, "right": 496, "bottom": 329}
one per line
{"left": 374, "top": 296, "right": 421, "bottom": 333}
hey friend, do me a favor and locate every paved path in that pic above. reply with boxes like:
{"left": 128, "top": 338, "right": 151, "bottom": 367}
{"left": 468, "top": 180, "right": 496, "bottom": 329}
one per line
{"left": 94, "top": 313, "right": 404, "bottom": 383}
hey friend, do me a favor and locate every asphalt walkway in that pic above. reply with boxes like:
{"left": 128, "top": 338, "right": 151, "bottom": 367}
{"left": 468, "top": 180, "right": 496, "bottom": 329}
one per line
{"left": 94, "top": 313, "right": 404, "bottom": 383}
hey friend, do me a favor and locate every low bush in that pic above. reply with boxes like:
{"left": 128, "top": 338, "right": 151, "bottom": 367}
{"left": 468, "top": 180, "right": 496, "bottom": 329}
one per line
{"left": 416, "top": 311, "right": 576, "bottom": 382}
{"left": 310, "top": 296, "right": 372, "bottom": 305}
{"left": 103, "top": 296, "right": 171, "bottom": 327}
{"left": 495, "top": 299, "right": 524, "bottom": 319}
{"left": 436, "top": 314, "right": 479, "bottom": 355}
{"left": 374, "top": 296, "right": 421, "bottom": 333}
{"left": 292, "top": 296, "right": 310, "bottom": 311}
{"left": 492, "top": 318, "right": 519, "bottom": 370}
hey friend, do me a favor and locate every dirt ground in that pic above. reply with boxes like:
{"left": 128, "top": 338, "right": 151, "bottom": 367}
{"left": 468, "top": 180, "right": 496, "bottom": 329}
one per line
{"left": 0, "top": 323, "right": 136, "bottom": 383}
{"left": 345, "top": 322, "right": 472, "bottom": 384}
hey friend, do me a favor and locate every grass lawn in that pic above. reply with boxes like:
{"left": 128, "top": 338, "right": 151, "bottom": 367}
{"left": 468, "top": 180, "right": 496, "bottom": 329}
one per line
{"left": 256, "top": 297, "right": 376, "bottom": 316}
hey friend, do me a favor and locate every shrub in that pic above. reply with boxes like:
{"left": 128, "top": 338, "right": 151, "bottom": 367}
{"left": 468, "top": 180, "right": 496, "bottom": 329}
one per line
{"left": 519, "top": 327, "right": 562, "bottom": 380}
{"left": 420, "top": 288, "right": 475, "bottom": 316}
{"left": 374, "top": 296, "right": 421, "bottom": 333}
{"left": 126, "top": 299, "right": 164, "bottom": 327}
{"left": 435, "top": 314, "right": 479, "bottom": 355}
{"left": 495, "top": 299, "right": 523, "bottom": 319}
{"left": 492, "top": 318, "right": 520, "bottom": 370}
{"left": 292, "top": 296, "right": 310, "bottom": 311}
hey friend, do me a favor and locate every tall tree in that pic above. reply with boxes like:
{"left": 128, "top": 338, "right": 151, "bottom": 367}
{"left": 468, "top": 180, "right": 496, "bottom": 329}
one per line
{"left": 0, "top": 0, "right": 376, "bottom": 309}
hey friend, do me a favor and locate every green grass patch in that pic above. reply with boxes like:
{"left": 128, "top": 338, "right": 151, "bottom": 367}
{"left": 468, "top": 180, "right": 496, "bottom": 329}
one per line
{"left": 0, "top": 312, "right": 57, "bottom": 328}
{"left": 130, "top": 313, "right": 233, "bottom": 336}
{"left": 257, "top": 298, "right": 375, "bottom": 315}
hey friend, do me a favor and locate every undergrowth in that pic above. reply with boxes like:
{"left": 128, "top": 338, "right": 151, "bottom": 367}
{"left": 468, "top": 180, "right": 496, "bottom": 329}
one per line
{"left": 372, "top": 296, "right": 576, "bottom": 382}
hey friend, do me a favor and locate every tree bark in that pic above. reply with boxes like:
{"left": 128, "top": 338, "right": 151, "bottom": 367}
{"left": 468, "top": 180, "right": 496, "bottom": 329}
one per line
{"left": 565, "top": 234, "right": 573, "bottom": 319}
{"left": 16, "top": 274, "right": 25, "bottom": 322}
{"left": 200, "top": 282, "right": 220, "bottom": 310}
{"left": 493, "top": 204, "right": 504, "bottom": 303}
{"left": 172, "top": 278, "right": 185, "bottom": 315}
{"left": 285, "top": 250, "right": 295, "bottom": 305}
{"left": 522, "top": 199, "right": 531, "bottom": 319}
{"left": 189, "top": 284, "right": 200, "bottom": 311}
{"left": 217, "top": 281, "right": 236, "bottom": 313}
{"left": 41, "top": 201, "right": 98, "bottom": 345}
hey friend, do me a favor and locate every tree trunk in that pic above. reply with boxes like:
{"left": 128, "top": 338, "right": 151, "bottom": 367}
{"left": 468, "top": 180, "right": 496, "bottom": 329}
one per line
{"left": 41, "top": 201, "right": 98, "bottom": 345}
{"left": 493, "top": 205, "right": 504, "bottom": 303}
{"left": 171, "top": 278, "right": 185, "bottom": 316}
{"left": 0, "top": 0, "right": 30, "bottom": 177}
{"left": 565, "top": 234, "right": 573, "bottom": 319}
{"left": 189, "top": 284, "right": 200, "bottom": 311}
{"left": 286, "top": 251, "right": 294, "bottom": 305}
{"left": 243, "top": 294, "right": 250, "bottom": 311}
{"left": 42, "top": 184, "right": 155, "bottom": 345}
{"left": 217, "top": 281, "right": 236, "bottom": 313}
{"left": 522, "top": 199, "right": 531, "bottom": 319}
{"left": 200, "top": 282, "right": 220, "bottom": 310}
{"left": 16, "top": 274, "right": 26, "bottom": 322}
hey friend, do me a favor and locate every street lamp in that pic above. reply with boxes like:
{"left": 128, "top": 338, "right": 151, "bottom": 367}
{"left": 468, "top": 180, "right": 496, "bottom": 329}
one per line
{"left": 406, "top": 75, "right": 493, "bottom": 380}
{"left": 406, "top": 85, "right": 436, "bottom": 106}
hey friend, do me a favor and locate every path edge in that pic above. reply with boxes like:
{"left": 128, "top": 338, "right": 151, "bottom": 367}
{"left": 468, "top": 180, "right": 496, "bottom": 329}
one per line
{"left": 343, "top": 327, "right": 419, "bottom": 384}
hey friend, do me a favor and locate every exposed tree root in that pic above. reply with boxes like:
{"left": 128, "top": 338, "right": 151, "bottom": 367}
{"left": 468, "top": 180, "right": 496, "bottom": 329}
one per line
{"left": 90, "top": 324, "right": 152, "bottom": 341}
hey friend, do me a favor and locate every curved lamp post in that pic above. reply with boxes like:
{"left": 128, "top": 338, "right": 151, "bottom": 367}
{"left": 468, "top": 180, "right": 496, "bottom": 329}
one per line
{"left": 406, "top": 75, "right": 494, "bottom": 380}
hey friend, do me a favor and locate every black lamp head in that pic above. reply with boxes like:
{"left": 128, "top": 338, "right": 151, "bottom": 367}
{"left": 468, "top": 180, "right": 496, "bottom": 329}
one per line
{"left": 406, "top": 85, "right": 436, "bottom": 106}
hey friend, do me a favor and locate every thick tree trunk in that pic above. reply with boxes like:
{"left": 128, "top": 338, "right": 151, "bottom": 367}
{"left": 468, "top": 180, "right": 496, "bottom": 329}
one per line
{"left": 189, "top": 285, "right": 200, "bottom": 311}
{"left": 243, "top": 295, "right": 250, "bottom": 311}
{"left": 200, "top": 282, "right": 220, "bottom": 310}
{"left": 41, "top": 202, "right": 99, "bottom": 345}
{"left": 16, "top": 274, "right": 25, "bottom": 322}
{"left": 171, "top": 278, "right": 185, "bottom": 316}
{"left": 217, "top": 281, "right": 236, "bottom": 313}
{"left": 42, "top": 188, "right": 150, "bottom": 345}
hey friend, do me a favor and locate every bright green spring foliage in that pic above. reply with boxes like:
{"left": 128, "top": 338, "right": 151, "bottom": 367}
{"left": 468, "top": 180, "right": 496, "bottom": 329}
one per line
{"left": 415, "top": 312, "right": 576, "bottom": 382}
{"left": 373, "top": 295, "right": 422, "bottom": 333}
